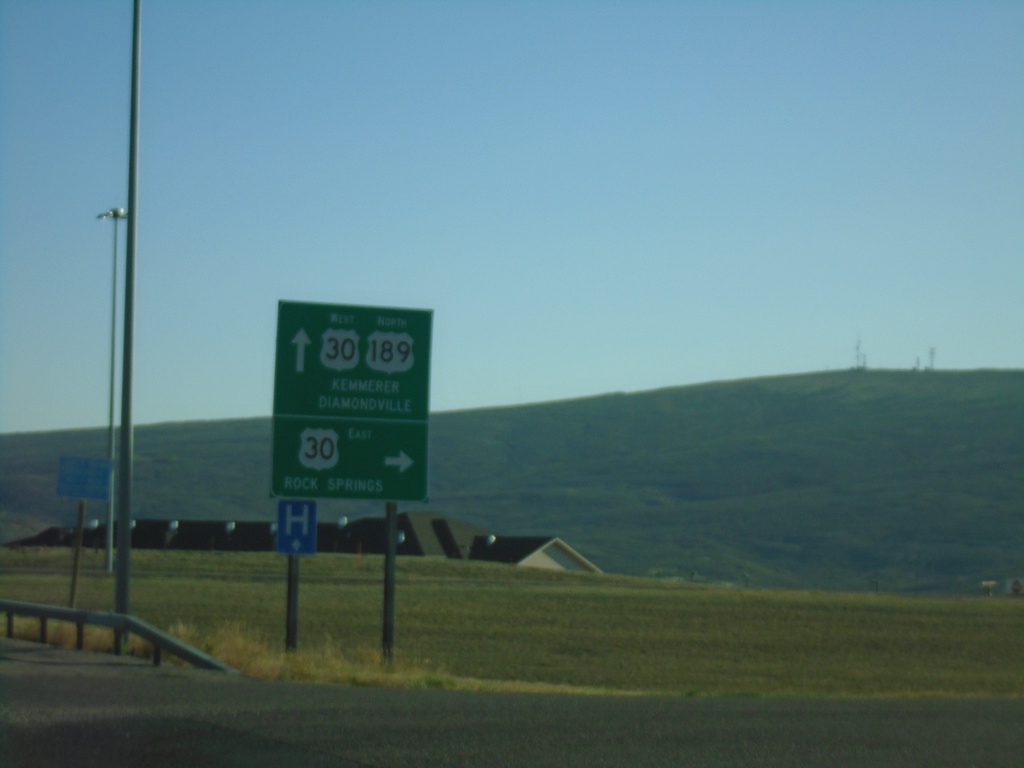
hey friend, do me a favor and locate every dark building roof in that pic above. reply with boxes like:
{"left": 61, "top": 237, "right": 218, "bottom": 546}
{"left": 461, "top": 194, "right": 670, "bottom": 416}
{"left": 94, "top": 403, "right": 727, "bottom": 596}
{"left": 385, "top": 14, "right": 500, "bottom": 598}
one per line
{"left": 5, "top": 513, "right": 600, "bottom": 573}
{"left": 470, "top": 535, "right": 552, "bottom": 563}
{"left": 8, "top": 526, "right": 75, "bottom": 548}
{"left": 401, "top": 511, "right": 492, "bottom": 559}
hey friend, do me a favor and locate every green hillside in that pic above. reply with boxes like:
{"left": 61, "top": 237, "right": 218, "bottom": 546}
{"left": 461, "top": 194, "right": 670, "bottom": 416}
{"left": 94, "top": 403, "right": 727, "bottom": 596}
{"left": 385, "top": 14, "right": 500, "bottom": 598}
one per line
{"left": 2, "top": 370, "right": 1022, "bottom": 592}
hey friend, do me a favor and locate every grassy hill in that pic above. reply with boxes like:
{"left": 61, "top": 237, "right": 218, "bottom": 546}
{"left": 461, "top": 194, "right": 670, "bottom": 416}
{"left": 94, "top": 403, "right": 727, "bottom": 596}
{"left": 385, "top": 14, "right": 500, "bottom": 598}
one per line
{"left": 2, "top": 369, "right": 1022, "bottom": 592}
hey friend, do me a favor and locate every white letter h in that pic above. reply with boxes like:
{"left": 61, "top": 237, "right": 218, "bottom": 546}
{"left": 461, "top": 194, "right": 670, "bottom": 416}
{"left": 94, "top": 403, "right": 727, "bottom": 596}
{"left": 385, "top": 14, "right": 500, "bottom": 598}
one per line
{"left": 284, "top": 503, "right": 310, "bottom": 537}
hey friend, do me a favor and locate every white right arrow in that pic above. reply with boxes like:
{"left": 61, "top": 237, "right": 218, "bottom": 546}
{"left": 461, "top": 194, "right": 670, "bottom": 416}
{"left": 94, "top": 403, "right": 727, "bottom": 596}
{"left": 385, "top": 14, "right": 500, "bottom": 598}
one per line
{"left": 291, "top": 329, "right": 311, "bottom": 373}
{"left": 384, "top": 450, "right": 414, "bottom": 474}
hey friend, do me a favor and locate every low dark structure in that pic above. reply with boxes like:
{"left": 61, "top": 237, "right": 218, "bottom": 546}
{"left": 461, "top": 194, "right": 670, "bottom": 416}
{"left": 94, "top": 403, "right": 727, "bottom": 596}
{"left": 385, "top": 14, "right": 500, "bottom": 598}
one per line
{"left": 5, "top": 512, "right": 601, "bottom": 573}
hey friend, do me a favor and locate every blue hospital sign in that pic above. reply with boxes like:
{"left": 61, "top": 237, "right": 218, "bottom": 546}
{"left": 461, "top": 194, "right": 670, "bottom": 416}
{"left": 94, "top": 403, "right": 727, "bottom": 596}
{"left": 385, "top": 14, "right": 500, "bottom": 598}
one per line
{"left": 276, "top": 500, "right": 317, "bottom": 555}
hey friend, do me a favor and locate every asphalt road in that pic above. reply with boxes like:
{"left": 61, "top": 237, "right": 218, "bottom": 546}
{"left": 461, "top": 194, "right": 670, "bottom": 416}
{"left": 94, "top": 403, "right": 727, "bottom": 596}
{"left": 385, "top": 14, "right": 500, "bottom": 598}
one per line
{"left": 2, "top": 638, "right": 1022, "bottom": 767}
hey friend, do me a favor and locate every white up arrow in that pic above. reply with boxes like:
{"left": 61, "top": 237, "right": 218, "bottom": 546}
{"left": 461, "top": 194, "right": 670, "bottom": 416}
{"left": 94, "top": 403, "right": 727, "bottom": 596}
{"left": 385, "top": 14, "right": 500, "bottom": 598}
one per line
{"left": 291, "top": 329, "right": 311, "bottom": 372}
{"left": 384, "top": 450, "right": 414, "bottom": 473}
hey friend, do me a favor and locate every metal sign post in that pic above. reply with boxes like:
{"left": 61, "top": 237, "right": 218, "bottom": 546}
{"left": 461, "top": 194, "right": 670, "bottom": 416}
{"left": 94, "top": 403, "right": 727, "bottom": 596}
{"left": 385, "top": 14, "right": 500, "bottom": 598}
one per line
{"left": 285, "top": 555, "right": 300, "bottom": 652}
{"left": 382, "top": 501, "right": 398, "bottom": 662}
{"left": 69, "top": 500, "right": 87, "bottom": 609}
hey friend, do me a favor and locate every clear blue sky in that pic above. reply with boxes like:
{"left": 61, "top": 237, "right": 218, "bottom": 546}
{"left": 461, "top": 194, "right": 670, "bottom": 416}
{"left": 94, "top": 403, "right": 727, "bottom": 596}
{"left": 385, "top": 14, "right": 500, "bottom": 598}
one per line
{"left": 2, "top": 0, "right": 1022, "bottom": 434}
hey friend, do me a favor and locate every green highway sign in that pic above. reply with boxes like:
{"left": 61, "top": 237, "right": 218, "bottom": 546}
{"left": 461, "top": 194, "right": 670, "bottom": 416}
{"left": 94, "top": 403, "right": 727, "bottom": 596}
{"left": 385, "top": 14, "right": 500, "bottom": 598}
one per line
{"left": 271, "top": 301, "right": 432, "bottom": 501}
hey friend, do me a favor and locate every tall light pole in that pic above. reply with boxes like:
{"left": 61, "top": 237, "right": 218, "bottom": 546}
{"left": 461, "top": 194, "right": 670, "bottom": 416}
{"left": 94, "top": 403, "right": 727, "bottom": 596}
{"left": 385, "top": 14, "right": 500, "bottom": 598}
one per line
{"left": 117, "top": 0, "right": 142, "bottom": 616}
{"left": 97, "top": 208, "right": 126, "bottom": 573}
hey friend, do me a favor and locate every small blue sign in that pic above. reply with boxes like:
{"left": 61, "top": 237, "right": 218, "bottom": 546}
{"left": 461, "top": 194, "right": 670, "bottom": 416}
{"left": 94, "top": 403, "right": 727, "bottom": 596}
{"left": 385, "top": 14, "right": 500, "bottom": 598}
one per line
{"left": 56, "top": 456, "right": 113, "bottom": 501}
{"left": 277, "top": 499, "right": 317, "bottom": 555}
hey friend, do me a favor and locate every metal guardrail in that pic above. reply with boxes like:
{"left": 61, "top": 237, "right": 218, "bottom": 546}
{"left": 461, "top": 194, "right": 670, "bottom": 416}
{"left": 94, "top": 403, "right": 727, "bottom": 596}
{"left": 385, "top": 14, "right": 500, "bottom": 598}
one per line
{"left": 0, "top": 598, "right": 237, "bottom": 673}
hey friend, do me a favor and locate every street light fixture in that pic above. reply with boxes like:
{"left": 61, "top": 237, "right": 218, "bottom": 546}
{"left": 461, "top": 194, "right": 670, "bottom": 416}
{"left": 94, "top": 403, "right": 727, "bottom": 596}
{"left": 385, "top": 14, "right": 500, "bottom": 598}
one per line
{"left": 97, "top": 207, "right": 126, "bottom": 573}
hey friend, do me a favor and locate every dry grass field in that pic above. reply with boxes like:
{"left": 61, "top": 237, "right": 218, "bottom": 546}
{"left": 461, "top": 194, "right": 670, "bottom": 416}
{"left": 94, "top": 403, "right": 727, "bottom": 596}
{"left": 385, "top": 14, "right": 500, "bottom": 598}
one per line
{"left": 3, "top": 548, "right": 1023, "bottom": 697}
